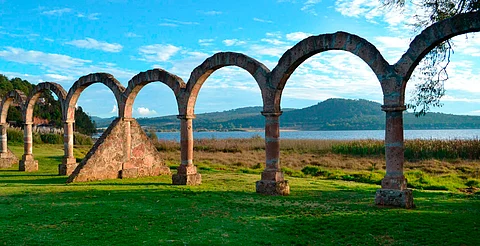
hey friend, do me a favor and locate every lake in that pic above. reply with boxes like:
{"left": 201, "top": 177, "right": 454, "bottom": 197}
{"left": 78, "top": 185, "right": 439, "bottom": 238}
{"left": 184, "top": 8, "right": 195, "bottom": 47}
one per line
{"left": 155, "top": 129, "right": 480, "bottom": 141}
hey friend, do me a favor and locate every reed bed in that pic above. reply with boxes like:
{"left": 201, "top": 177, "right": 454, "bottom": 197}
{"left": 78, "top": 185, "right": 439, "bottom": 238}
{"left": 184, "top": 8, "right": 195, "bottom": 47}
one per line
{"left": 153, "top": 137, "right": 480, "bottom": 161}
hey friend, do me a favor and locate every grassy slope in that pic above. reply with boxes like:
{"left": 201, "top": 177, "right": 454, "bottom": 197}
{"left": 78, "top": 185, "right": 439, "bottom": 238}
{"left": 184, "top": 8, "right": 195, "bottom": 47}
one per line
{"left": 1, "top": 144, "right": 479, "bottom": 245}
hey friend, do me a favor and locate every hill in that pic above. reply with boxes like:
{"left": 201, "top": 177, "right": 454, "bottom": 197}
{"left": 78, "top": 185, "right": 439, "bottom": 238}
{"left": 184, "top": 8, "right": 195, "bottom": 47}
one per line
{"left": 94, "top": 98, "right": 480, "bottom": 131}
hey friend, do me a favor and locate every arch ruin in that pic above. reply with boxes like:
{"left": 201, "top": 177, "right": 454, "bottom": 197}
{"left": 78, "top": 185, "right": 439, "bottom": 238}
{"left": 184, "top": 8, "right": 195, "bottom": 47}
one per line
{"left": 0, "top": 12, "right": 478, "bottom": 208}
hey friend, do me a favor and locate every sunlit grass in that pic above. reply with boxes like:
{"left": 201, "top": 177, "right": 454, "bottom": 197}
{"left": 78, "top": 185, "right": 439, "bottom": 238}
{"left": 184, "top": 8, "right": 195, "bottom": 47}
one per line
{"left": 1, "top": 143, "right": 479, "bottom": 245}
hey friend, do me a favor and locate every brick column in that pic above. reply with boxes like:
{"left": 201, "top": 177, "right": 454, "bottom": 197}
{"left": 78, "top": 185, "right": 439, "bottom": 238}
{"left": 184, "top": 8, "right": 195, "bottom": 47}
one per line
{"left": 19, "top": 122, "right": 38, "bottom": 172}
{"left": 58, "top": 121, "right": 77, "bottom": 175}
{"left": 172, "top": 115, "right": 201, "bottom": 185}
{"left": 256, "top": 112, "right": 290, "bottom": 195}
{"left": 375, "top": 105, "right": 414, "bottom": 208}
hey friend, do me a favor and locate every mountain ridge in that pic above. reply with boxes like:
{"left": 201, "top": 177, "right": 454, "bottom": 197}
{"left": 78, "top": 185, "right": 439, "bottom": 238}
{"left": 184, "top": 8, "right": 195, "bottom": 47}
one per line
{"left": 93, "top": 98, "right": 480, "bottom": 131}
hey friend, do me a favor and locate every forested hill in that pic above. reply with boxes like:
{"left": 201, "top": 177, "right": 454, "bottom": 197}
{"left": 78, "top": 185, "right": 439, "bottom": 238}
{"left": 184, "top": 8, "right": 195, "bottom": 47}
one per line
{"left": 95, "top": 98, "right": 480, "bottom": 131}
{"left": 0, "top": 75, "right": 97, "bottom": 135}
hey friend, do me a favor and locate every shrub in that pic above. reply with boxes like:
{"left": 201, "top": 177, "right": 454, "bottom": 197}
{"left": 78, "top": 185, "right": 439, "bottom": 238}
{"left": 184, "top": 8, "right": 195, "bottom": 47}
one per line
{"left": 281, "top": 167, "right": 305, "bottom": 178}
{"left": 6, "top": 128, "right": 23, "bottom": 143}
{"left": 74, "top": 133, "right": 93, "bottom": 145}
{"left": 465, "top": 179, "right": 480, "bottom": 188}
{"left": 40, "top": 133, "right": 63, "bottom": 144}
{"left": 301, "top": 165, "right": 322, "bottom": 176}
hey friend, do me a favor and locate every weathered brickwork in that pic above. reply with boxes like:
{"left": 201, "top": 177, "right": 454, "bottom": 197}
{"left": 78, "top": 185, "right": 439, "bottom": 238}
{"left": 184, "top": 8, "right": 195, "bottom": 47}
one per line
{"left": 67, "top": 118, "right": 170, "bottom": 182}
{"left": 0, "top": 12, "right": 477, "bottom": 207}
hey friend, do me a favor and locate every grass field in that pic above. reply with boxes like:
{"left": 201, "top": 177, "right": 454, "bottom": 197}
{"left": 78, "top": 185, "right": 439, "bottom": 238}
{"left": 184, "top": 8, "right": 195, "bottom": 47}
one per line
{"left": 1, "top": 142, "right": 479, "bottom": 245}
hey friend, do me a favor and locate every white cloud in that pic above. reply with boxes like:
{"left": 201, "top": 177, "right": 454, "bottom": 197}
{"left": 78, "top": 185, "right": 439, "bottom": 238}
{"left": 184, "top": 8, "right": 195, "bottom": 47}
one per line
{"left": 160, "top": 18, "right": 199, "bottom": 27}
{"left": 0, "top": 47, "right": 91, "bottom": 69}
{"left": 223, "top": 39, "right": 247, "bottom": 46}
{"left": 301, "top": 0, "right": 322, "bottom": 15}
{"left": 253, "top": 18, "right": 273, "bottom": 23}
{"left": 0, "top": 47, "right": 137, "bottom": 82}
{"left": 159, "top": 23, "right": 178, "bottom": 27}
{"left": 41, "top": 8, "right": 72, "bottom": 16}
{"left": 374, "top": 36, "right": 410, "bottom": 49}
{"left": 110, "top": 105, "right": 118, "bottom": 114}
{"left": 138, "top": 44, "right": 182, "bottom": 62}
{"left": 202, "top": 10, "right": 222, "bottom": 15}
{"left": 249, "top": 44, "right": 290, "bottom": 57}
{"left": 169, "top": 51, "right": 211, "bottom": 78}
{"left": 334, "top": 0, "right": 413, "bottom": 31}
{"left": 286, "top": 32, "right": 313, "bottom": 41}
{"left": 136, "top": 107, "right": 158, "bottom": 116}
{"left": 261, "top": 38, "right": 287, "bottom": 45}
{"left": 66, "top": 38, "right": 123, "bottom": 53}
{"left": 125, "top": 32, "right": 142, "bottom": 38}
{"left": 199, "top": 39, "right": 215, "bottom": 46}
{"left": 45, "top": 73, "right": 73, "bottom": 81}
{"left": 77, "top": 13, "right": 100, "bottom": 20}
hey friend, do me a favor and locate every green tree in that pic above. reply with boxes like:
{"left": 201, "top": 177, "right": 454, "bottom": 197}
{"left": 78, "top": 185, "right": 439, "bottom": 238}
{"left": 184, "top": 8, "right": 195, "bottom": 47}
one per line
{"left": 382, "top": 0, "right": 479, "bottom": 116}
{"left": 75, "top": 106, "right": 97, "bottom": 135}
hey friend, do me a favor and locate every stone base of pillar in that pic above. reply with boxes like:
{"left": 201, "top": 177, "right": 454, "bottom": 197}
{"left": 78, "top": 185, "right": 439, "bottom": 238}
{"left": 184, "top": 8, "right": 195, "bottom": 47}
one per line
{"left": 58, "top": 163, "right": 78, "bottom": 176}
{"left": 256, "top": 180, "right": 290, "bottom": 196}
{"left": 119, "top": 167, "right": 139, "bottom": 179}
{"left": 0, "top": 151, "right": 18, "bottom": 168}
{"left": 19, "top": 155, "right": 38, "bottom": 172}
{"left": 375, "top": 189, "right": 414, "bottom": 209}
{"left": 172, "top": 173, "right": 202, "bottom": 185}
{"left": 172, "top": 164, "right": 202, "bottom": 185}
{"left": 58, "top": 157, "right": 77, "bottom": 175}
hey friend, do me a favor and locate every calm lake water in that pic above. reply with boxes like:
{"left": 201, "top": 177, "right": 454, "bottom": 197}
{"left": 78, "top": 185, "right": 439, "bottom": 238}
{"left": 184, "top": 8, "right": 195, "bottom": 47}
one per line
{"left": 155, "top": 129, "right": 480, "bottom": 141}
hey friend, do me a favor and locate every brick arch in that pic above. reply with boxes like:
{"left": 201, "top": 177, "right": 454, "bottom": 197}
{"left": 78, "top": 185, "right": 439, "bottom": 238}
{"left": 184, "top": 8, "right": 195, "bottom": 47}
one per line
{"left": 122, "top": 68, "right": 186, "bottom": 118}
{"left": 0, "top": 89, "right": 27, "bottom": 124}
{"left": 182, "top": 52, "right": 270, "bottom": 116}
{"left": 270, "top": 31, "right": 390, "bottom": 112}
{"left": 64, "top": 73, "right": 126, "bottom": 122}
{"left": 395, "top": 11, "right": 480, "bottom": 101}
{"left": 24, "top": 82, "right": 67, "bottom": 124}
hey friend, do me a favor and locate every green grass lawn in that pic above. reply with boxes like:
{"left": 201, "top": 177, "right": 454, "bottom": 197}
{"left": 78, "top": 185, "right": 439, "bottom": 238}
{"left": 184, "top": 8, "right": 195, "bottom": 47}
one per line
{"left": 1, "top": 144, "right": 479, "bottom": 245}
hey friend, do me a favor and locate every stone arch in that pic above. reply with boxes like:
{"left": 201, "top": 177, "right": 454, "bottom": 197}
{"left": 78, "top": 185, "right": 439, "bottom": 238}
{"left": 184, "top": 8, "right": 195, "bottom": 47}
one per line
{"left": 395, "top": 11, "right": 480, "bottom": 103}
{"left": 0, "top": 89, "right": 27, "bottom": 124}
{"left": 182, "top": 52, "right": 271, "bottom": 116}
{"left": 270, "top": 31, "right": 390, "bottom": 112}
{"left": 24, "top": 82, "right": 67, "bottom": 124}
{"left": 64, "top": 73, "right": 126, "bottom": 122}
{"left": 123, "top": 68, "right": 186, "bottom": 118}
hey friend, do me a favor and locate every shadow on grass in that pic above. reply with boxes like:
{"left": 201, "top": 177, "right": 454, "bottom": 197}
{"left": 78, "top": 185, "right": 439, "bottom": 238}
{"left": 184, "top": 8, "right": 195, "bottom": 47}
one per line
{"left": 0, "top": 176, "right": 68, "bottom": 185}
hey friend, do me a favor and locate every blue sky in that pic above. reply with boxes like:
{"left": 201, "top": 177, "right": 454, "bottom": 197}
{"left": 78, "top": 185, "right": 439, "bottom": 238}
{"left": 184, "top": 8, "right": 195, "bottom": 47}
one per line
{"left": 0, "top": 0, "right": 479, "bottom": 118}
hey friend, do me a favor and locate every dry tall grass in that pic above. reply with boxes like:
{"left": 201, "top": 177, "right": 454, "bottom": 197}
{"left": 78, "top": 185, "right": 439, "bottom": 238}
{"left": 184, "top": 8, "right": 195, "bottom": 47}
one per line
{"left": 152, "top": 137, "right": 480, "bottom": 180}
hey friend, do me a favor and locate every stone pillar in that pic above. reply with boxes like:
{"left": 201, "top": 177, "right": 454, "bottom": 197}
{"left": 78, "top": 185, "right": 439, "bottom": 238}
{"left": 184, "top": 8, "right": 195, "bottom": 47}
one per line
{"left": 172, "top": 115, "right": 201, "bottom": 185}
{"left": 19, "top": 122, "right": 38, "bottom": 172}
{"left": 119, "top": 118, "right": 138, "bottom": 178}
{"left": 0, "top": 124, "right": 7, "bottom": 156}
{"left": 256, "top": 112, "right": 290, "bottom": 195}
{"left": 58, "top": 121, "right": 77, "bottom": 175}
{"left": 375, "top": 105, "right": 414, "bottom": 208}
{"left": 0, "top": 123, "right": 18, "bottom": 168}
